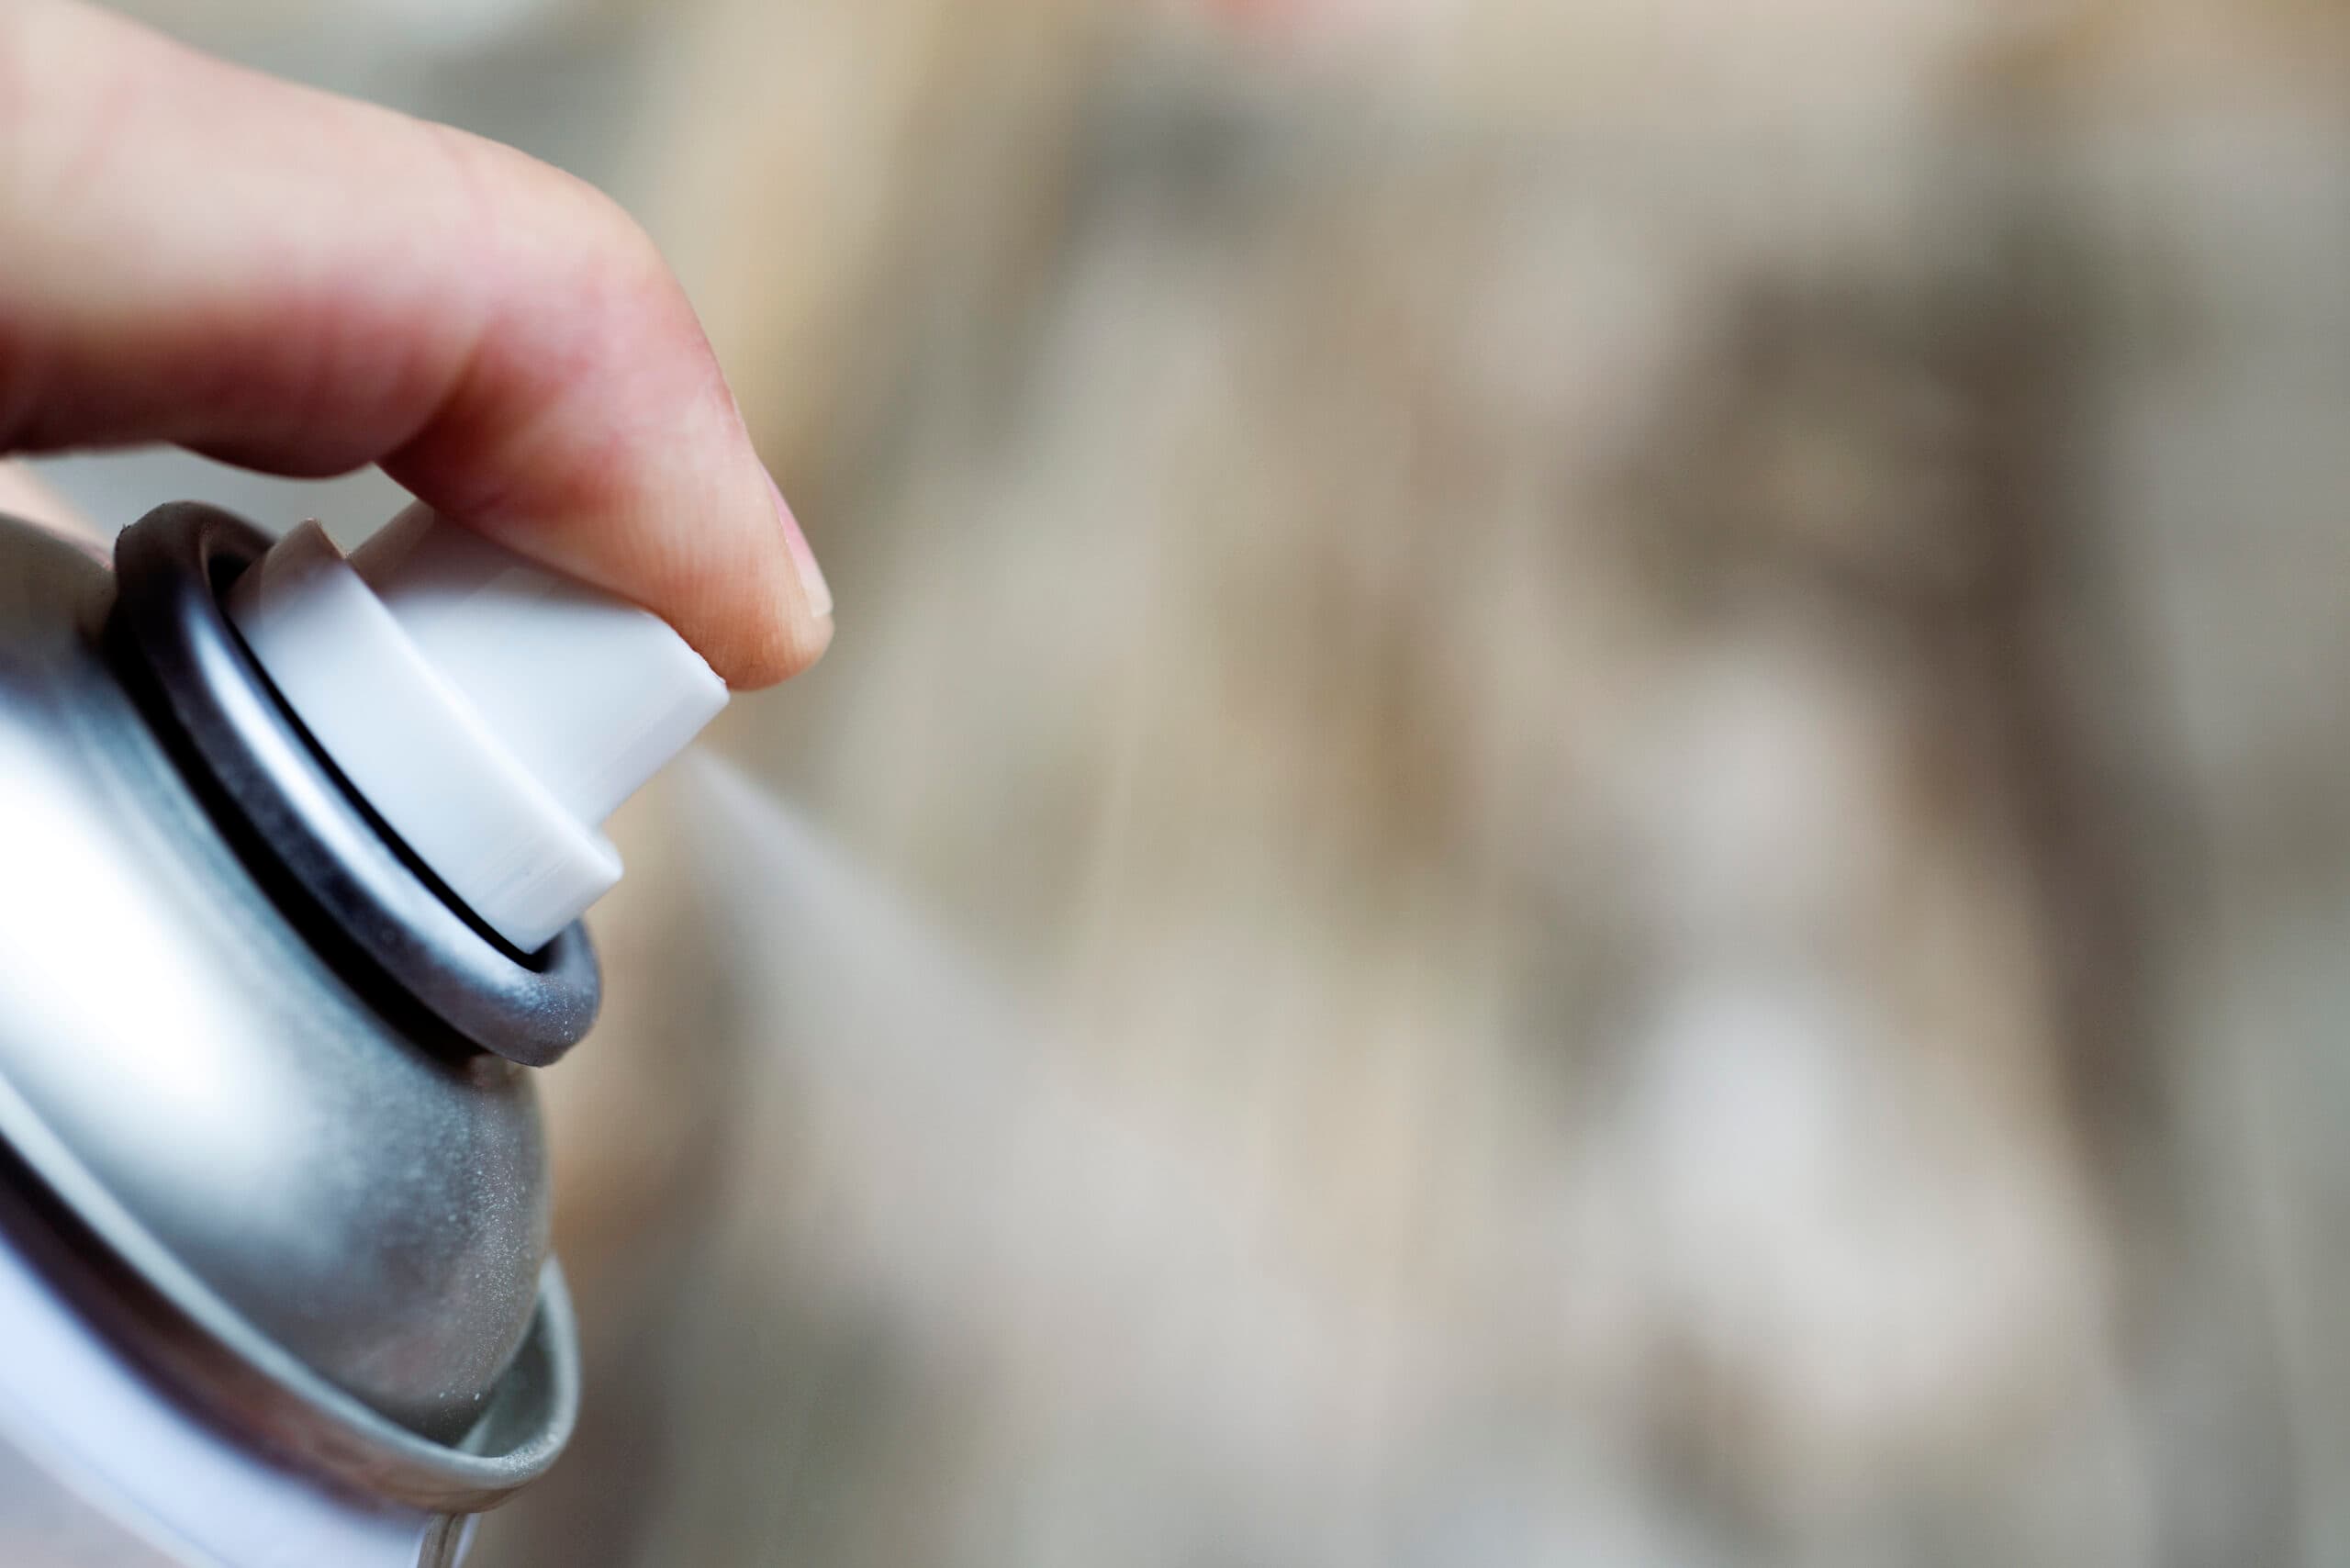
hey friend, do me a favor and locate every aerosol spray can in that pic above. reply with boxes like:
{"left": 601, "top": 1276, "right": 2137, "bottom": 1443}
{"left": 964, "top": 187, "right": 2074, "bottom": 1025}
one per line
{"left": 0, "top": 498, "right": 727, "bottom": 1566}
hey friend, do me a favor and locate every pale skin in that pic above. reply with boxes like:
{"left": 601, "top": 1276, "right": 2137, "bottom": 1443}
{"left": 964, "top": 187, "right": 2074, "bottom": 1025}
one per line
{"left": 0, "top": 0, "right": 831, "bottom": 689}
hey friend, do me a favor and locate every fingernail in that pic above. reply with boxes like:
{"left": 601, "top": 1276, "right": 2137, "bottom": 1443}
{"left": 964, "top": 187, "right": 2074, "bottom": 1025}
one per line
{"left": 767, "top": 472, "right": 831, "bottom": 620}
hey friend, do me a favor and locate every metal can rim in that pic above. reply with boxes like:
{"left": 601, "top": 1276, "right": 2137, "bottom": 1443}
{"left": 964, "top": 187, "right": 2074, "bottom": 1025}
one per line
{"left": 0, "top": 1061, "right": 578, "bottom": 1511}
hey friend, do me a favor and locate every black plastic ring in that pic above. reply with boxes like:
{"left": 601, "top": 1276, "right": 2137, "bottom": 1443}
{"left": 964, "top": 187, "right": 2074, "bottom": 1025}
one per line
{"left": 106, "top": 503, "right": 599, "bottom": 1067}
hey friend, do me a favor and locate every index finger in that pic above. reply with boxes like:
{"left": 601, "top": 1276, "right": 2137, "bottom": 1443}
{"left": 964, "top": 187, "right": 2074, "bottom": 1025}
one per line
{"left": 0, "top": 0, "right": 830, "bottom": 688}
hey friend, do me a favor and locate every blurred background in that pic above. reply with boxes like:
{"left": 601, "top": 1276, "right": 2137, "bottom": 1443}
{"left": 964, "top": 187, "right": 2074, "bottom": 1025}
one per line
{"left": 29, "top": 1, "right": 2350, "bottom": 1563}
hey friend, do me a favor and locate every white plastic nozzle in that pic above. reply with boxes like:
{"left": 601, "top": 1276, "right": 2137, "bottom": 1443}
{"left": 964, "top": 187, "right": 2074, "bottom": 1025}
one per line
{"left": 226, "top": 503, "right": 728, "bottom": 953}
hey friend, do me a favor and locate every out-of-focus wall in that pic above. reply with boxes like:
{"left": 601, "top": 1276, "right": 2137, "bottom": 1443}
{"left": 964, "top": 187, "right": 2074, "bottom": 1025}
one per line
{"left": 43, "top": 3, "right": 2350, "bottom": 1565}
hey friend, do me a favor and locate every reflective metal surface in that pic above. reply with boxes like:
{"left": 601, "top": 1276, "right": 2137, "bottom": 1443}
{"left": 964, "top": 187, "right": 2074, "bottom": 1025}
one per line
{"left": 0, "top": 1204, "right": 465, "bottom": 1567}
{"left": 0, "top": 514, "right": 551, "bottom": 1449}
{"left": 109, "top": 504, "right": 601, "bottom": 1068}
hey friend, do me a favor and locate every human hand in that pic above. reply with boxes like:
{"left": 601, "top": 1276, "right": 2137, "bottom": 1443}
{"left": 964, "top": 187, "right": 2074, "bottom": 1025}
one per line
{"left": 0, "top": 0, "right": 830, "bottom": 688}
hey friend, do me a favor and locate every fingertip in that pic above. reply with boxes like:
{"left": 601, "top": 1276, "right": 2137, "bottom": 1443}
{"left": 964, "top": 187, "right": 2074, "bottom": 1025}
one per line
{"left": 721, "top": 588, "right": 834, "bottom": 691}
{"left": 767, "top": 470, "right": 832, "bottom": 622}
{"left": 661, "top": 463, "right": 834, "bottom": 689}
{"left": 784, "top": 601, "right": 837, "bottom": 679}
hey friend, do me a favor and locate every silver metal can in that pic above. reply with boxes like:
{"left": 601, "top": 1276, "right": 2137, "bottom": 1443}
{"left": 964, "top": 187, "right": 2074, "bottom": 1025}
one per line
{"left": 0, "top": 505, "right": 588, "bottom": 1566}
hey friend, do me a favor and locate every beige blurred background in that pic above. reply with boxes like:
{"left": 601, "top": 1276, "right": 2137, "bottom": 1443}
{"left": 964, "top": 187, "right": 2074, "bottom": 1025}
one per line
{"left": 33, "top": 1, "right": 2350, "bottom": 1564}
